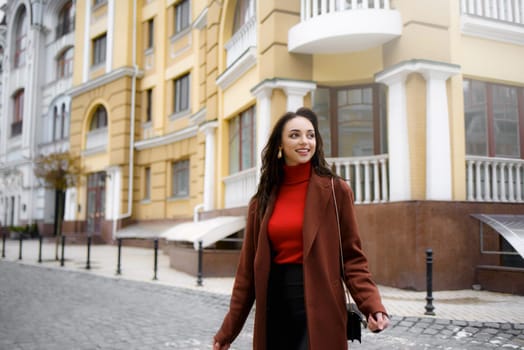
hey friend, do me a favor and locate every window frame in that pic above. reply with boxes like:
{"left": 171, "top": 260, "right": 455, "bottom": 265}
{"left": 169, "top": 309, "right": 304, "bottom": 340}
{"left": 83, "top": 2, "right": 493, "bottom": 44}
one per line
{"left": 228, "top": 106, "right": 256, "bottom": 173}
{"left": 14, "top": 9, "right": 28, "bottom": 68}
{"left": 12, "top": 89, "right": 24, "bottom": 137}
{"left": 173, "top": 73, "right": 190, "bottom": 116}
{"left": 145, "top": 88, "right": 153, "bottom": 122}
{"left": 464, "top": 79, "right": 524, "bottom": 159}
{"left": 143, "top": 167, "right": 151, "bottom": 201}
{"left": 171, "top": 159, "right": 190, "bottom": 198}
{"left": 146, "top": 18, "right": 154, "bottom": 50}
{"left": 90, "top": 106, "right": 108, "bottom": 130}
{"left": 175, "top": 0, "right": 190, "bottom": 34}
{"left": 57, "top": 47, "right": 74, "bottom": 79}
{"left": 92, "top": 34, "right": 107, "bottom": 67}
{"left": 56, "top": 1, "right": 74, "bottom": 39}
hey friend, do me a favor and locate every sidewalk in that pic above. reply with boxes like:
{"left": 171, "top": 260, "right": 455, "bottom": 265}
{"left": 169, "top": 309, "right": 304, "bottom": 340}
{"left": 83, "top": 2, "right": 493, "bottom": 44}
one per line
{"left": 2, "top": 238, "right": 523, "bottom": 324}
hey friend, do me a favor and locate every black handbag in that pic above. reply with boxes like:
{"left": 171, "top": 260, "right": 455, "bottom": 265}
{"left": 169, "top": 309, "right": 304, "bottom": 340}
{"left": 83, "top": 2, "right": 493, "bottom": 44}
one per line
{"left": 331, "top": 178, "right": 367, "bottom": 343}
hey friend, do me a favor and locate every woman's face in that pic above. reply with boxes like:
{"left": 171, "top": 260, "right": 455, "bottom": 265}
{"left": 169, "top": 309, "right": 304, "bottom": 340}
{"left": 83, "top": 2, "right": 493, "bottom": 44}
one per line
{"left": 280, "top": 116, "right": 316, "bottom": 166}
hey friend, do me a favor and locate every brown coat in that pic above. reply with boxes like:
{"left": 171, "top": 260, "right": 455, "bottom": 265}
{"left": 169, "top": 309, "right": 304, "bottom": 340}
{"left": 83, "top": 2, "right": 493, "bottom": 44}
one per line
{"left": 214, "top": 173, "right": 387, "bottom": 349}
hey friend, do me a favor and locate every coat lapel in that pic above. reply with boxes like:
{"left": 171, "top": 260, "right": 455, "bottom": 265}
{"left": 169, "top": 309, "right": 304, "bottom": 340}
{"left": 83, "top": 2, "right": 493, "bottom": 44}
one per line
{"left": 303, "top": 173, "right": 331, "bottom": 259}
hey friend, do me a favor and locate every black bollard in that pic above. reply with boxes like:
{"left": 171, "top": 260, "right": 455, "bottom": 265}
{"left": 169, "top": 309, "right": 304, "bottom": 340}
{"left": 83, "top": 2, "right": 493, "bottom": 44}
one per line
{"left": 18, "top": 234, "right": 23, "bottom": 260}
{"left": 116, "top": 238, "right": 122, "bottom": 275}
{"left": 60, "top": 235, "right": 66, "bottom": 267}
{"left": 196, "top": 240, "right": 203, "bottom": 286}
{"left": 2, "top": 232, "right": 6, "bottom": 258}
{"left": 38, "top": 235, "right": 43, "bottom": 263}
{"left": 86, "top": 235, "right": 92, "bottom": 270}
{"left": 153, "top": 239, "right": 158, "bottom": 280}
{"left": 424, "top": 248, "right": 436, "bottom": 315}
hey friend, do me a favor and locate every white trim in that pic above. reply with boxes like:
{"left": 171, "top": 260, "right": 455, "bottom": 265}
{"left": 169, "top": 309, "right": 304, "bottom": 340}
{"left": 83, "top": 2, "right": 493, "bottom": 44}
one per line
{"left": 134, "top": 125, "right": 198, "bottom": 150}
{"left": 69, "top": 66, "right": 144, "bottom": 97}
{"left": 106, "top": 0, "right": 115, "bottom": 73}
{"left": 189, "top": 108, "right": 206, "bottom": 125}
{"left": 216, "top": 47, "right": 257, "bottom": 90}
{"left": 82, "top": 0, "right": 91, "bottom": 82}
{"left": 462, "top": 13, "right": 524, "bottom": 46}
{"left": 193, "top": 8, "right": 208, "bottom": 30}
{"left": 200, "top": 121, "right": 218, "bottom": 211}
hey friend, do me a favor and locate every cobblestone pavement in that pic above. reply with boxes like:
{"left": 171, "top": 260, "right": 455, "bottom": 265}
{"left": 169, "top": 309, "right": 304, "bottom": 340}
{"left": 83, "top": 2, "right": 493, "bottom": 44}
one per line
{"left": 1, "top": 261, "right": 523, "bottom": 350}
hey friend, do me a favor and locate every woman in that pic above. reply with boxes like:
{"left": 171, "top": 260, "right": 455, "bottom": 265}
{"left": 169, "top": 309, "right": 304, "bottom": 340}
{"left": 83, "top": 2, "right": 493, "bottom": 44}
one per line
{"left": 213, "top": 107, "right": 389, "bottom": 349}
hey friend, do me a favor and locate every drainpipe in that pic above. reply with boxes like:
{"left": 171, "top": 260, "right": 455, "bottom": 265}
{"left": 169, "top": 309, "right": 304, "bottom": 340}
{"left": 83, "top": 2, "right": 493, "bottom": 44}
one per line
{"left": 112, "top": 0, "right": 137, "bottom": 239}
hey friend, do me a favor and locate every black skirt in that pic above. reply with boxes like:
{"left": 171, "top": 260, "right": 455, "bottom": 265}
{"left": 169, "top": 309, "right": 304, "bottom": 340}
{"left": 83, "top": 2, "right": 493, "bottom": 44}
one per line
{"left": 266, "top": 263, "right": 309, "bottom": 350}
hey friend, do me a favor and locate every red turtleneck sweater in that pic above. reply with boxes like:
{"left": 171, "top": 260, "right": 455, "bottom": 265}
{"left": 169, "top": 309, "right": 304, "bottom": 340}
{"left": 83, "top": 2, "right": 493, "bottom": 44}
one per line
{"left": 268, "top": 161, "right": 311, "bottom": 264}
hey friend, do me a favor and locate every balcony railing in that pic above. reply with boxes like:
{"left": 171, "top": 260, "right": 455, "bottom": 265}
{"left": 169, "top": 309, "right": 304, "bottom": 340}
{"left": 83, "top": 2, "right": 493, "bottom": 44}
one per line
{"left": 289, "top": 0, "right": 401, "bottom": 53}
{"left": 461, "top": 0, "right": 524, "bottom": 25}
{"left": 466, "top": 156, "right": 524, "bottom": 202}
{"left": 223, "top": 167, "right": 257, "bottom": 209}
{"left": 224, "top": 16, "right": 256, "bottom": 68}
{"left": 301, "top": 0, "right": 393, "bottom": 21}
{"left": 85, "top": 127, "right": 108, "bottom": 154}
{"left": 328, "top": 154, "right": 389, "bottom": 204}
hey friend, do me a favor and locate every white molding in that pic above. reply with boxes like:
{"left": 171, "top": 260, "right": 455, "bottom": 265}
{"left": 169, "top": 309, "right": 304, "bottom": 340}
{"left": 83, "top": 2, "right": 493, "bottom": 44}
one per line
{"left": 69, "top": 66, "right": 144, "bottom": 97}
{"left": 462, "top": 14, "right": 524, "bottom": 46}
{"left": 189, "top": 108, "right": 207, "bottom": 125}
{"left": 216, "top": 47, "right": 257, "bottom": 90}
{"left": 134, "top": 125, "right": 198, "bottom": 150}
{"left": 193, "top": 8, "right": 208, "bottom": 30}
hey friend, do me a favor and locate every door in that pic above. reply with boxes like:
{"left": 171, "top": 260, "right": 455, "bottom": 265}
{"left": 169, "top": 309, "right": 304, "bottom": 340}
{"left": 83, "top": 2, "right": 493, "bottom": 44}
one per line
{"left": 86, "top": 172, "right": 106, "bottom": 234}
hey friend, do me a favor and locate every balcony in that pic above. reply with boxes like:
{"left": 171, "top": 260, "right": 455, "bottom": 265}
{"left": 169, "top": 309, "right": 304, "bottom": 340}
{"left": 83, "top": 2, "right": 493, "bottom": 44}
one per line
{"left": 223, "top": 167, "right": 257, "bottom": 209}
{"left": 84, "top": 127, "right": 108, "bottom": 155}
{"left": 288, "top": 0, "right": 402, "bottom": 54}
{"left": 466, "top": 156, "right": 524, "bottom": 202}
{"left": 461, "top": 0, "right": 524, "bottom": 45}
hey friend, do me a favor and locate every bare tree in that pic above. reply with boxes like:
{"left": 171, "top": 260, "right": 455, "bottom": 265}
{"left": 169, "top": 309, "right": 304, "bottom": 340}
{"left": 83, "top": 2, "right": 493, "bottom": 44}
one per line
{"left": 33, "top": 151, "right": 83, "bottom": 260}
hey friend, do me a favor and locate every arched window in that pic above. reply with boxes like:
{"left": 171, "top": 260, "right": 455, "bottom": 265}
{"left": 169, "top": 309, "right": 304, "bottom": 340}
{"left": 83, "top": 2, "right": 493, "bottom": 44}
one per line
{"left": 14, "top": 8, "right": 28, "bottom": 68}
{"left": 90, "top": 106, "right": 107, "bottom": 130}
{"left": 57, "top": 47, "right": 74, "bottom": 78}
{"left": 57, "top": 1, "right": 74, "bottom": 39}
{"left": 12, "top": 89, "right": 24, "bottom": 136}
{"left": 232, "top": 0, "right": 255, "bottom": 34}
{"left": 53, "top": 106, "right": 60, "bottom": 140}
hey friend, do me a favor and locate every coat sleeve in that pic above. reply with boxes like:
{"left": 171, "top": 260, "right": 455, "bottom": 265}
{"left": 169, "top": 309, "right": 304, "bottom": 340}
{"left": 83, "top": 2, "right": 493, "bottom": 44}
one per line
{"left": 213, "top": 199, "right": 258, "bottom": 345}
{"left": 335, "top": 178, "right": 388, "bottom": 318}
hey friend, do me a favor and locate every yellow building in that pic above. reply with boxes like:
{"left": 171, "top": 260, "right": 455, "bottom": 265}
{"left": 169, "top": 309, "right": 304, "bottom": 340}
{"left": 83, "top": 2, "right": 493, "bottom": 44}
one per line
{"left": 66, "top": 0, "right": 524, "bottom": 292}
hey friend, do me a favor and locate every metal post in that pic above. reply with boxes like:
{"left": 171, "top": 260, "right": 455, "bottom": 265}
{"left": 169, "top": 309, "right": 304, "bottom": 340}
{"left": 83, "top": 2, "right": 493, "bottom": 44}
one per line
{"left": 38, "top": 235, "right": 43, "bottom": 263}
{"left": 116, "top": 238, "right": 122, "bottom": 275}
{"left": 424, "top": 248, "right": 436, "bottom": 315}
{"left": 18, "top": 234, "right": 23, "bottom": 260}
{"left": 2, "top": 232, "right": 6, "bottom": 258}
{"left": 196, "top": 240, "right": 203, "bottom": 286}
{"left": 153, "top": 239, "right": 158, "bottom": 280}
{"left": 60, "top": 235, "right": 65, "bottom": 267}
{"left": 86, "top": 235, "right": 92, "bottom": 270}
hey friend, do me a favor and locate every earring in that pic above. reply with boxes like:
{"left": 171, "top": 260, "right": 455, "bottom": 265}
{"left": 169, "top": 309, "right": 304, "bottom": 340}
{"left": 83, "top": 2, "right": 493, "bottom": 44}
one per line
{"left": 277, "top": 147, "right": 282, "bottom": 159}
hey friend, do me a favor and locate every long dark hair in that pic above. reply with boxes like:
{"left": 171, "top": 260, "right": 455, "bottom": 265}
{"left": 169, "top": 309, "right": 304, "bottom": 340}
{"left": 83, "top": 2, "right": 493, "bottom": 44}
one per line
{"left": 254, "top": 107, "right": 335, "bottom": 217}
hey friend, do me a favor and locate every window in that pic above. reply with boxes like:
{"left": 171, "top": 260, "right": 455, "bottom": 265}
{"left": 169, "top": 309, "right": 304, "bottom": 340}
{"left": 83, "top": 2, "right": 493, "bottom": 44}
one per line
{"left": 173, "top": 73, "right": 190, "bottom": 115}
{"left": 144, "top": 167, "right": 151, "bottom": 200}
{"left": 92, "top": 34, "right": 107, "bottom": 66}
{"left": 145, "top": 89, "right": 153, "bottom": 122}
{"left": 175, "top": 0, "right": 190, "bottom": 34}
{"left": 93, "top": 0, "right": 106, "bottom": 6}
{"left": 12, "top": 90, "right": 24, "bottom": 137}
{"left": 57, "top": 1, "right": 74, "bottom": 39}
{"left": 313, "top": 84, "right": 388, "bottom": 157}
{"left": 233, "top": 0, "right": 255, "bottom": 33}
{"left": 57, "top": 47, "right": 74, "bottom": 78}
{"left": 54, "top": 104, "right": 69, "bottom": 141}
{"left": 61, "top": 104, "right": 69, "bottom": 139}
{"left": 90, "top": 106, "right": 107, "bottom": 130}
{"left": 464, "top": 79, "right": 524, "bottom": 159}
{"left": 172, "top": 159, "right": 189, "bottom": 198}
{"left": 146, "top": 18, "right": 154, "bottom": 49}
{"left": 229, "top": 106, "right": 256, "bottom": 173}
{"left": 14, "top": 8, "right": 28, "bottom": 68}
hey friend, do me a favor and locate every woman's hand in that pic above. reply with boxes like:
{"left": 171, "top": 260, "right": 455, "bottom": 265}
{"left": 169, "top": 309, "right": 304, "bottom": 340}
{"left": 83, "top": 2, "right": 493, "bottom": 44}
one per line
{"left": 367, "top": 312, "right": 389, "bottom": 333}
{"left": 213, "top": 341, "right": 230, "bottom": 350}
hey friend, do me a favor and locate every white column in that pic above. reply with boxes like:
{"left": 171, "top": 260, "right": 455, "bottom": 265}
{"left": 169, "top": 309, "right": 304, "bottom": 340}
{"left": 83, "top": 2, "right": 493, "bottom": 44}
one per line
{"left": 83, "top": 0, "right": 91, "bottom": 82}
{"left": 106, "top": 0, "right": 115, "bottom": 73}
{"left": 375, "top": 69, "right": 411, "bottom": 201}
{"left": 200, "top": 121, "right": 218, "bottom": 211}
{"left": 251, "top": 83, "right": 274, "bottom": 182}
{"left": 105, "top": 166, "right": 121, "bottom": 220}
{"left": 420, "top": 64, "right": 460, "bottom": 200}
{"left": 279, "top": 80, "right": 317, "bottom": 112}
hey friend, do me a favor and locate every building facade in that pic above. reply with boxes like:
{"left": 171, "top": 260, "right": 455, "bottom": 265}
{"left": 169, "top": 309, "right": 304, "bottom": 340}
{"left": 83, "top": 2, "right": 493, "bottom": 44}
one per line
{"left": 0, "top": 0, "right": 75, "bottom": 234}
{"left": 2, "top": 0, "right": 523, "bottom": 292}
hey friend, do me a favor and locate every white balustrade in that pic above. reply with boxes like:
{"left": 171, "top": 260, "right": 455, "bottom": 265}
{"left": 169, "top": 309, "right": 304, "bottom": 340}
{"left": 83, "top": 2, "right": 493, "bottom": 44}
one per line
{"left": 85, "top": 127, "right": 108, "bottom": 152}
{"left": 466, "top": 156, "right": 524, "bottom": 202}
{"left": 461, "top": 0, "right": 524, "bottom": 25}
{"left": 327, "top": 154, "right": 389, "bottom": 204}
{"left": 301, "top": 0, "right": 392, "bottom": 21}
{"left": 224, "top": 16, "right": 257, "bottom": 68}
{"left": 223, "top": 167, "right": 257, "bottom": 208}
